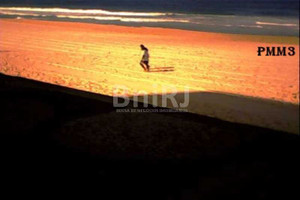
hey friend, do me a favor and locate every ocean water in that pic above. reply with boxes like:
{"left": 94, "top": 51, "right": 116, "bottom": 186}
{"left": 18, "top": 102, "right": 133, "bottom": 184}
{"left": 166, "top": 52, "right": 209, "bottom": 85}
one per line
{"left": 0, "top": 0, "right": 299, "bottom": 36}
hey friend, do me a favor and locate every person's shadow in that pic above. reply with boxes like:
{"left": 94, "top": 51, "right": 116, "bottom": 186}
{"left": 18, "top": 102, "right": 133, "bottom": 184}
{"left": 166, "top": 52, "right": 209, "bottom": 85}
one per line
{"left": 149, "top": 66, "right": 174, "bottom": 73}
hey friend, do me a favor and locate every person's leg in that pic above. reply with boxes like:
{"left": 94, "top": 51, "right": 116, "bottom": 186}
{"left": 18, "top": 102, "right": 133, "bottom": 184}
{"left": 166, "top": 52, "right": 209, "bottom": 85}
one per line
{"left": 140, "top": 61, "right": 147, "bottom": 71}
{"left": 145, "top": 62, "right": 150, "bottom": 71}
{"left": 146, "top": 63, "right": 150, "bottom": 71}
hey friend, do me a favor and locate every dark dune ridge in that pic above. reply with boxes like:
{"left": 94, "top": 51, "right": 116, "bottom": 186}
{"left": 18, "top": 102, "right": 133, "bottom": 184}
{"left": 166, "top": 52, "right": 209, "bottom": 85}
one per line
{"left": 0, "top": 73, "right": 298, "bottom": 199}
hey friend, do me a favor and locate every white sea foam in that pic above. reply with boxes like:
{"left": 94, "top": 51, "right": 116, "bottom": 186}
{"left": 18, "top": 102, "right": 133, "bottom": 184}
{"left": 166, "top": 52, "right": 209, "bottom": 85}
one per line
{"left": 256, "top": 21, "right": 298, "bottom": 27}
{"left": 239, "top": 24, "right": 263, "bottom": 28}
{"left": 0, "top": 7, "right": 168, "bottom": 17}
{"left": 56, "top": 15, "right": 189, "bottom": 23}
{"left": 0, "top": 11, "right": 41, "bottom": 17}
{"left": 56, "top": 15, "right": 121, "bottom": 21}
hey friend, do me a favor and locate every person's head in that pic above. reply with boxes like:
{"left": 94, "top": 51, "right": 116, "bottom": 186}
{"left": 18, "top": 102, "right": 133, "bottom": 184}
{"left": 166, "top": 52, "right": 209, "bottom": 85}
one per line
{"left": 140, "top": 44, "right": 148, "bottom": 51}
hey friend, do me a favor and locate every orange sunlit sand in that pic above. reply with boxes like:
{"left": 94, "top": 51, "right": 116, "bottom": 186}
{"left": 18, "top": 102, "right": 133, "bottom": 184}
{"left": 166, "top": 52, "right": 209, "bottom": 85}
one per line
{"left": 0, "top": 19, "right": 299, "bottom": 133}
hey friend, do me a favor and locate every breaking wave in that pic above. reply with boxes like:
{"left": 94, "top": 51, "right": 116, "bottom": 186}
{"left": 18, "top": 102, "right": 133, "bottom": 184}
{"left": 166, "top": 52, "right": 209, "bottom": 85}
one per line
{"left": 55, "top": 15, "right": 189, "bottom": 23}
{"left": 256, "top": 21, "right": 298, "bottom": 27}
{"left": 0, "top": 7, "right": 298, "bottom": 36}
{"left": 0, "top": 7, "right": 168, "bottom": 17}
{"left": 0, "top": 6, "right": 189, "bottom": 23}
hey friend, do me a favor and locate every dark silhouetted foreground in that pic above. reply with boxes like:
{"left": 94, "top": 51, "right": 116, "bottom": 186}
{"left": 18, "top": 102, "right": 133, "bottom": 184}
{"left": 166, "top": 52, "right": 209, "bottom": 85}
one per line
{"left": 0, "top": 73, "right": 298, "bottom": 199}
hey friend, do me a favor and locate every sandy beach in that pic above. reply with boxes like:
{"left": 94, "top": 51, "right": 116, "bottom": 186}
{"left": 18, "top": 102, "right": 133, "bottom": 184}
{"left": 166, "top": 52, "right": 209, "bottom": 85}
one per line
{"left": 0, "top": 19, "right": 299, "bottom": 133}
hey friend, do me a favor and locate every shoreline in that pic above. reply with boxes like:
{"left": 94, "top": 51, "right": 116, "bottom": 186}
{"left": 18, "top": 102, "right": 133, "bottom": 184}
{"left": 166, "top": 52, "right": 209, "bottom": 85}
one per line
{"left": 1, "top": 18, "right": 299, "bottom": 43}
{"left": 21, "top": 18, "right": 300, "bottom": 38}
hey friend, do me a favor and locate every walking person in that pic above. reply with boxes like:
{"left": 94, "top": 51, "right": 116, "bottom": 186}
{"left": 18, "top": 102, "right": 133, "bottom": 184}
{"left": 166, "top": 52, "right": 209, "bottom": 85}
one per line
{"left": 140, "top": 44, "right": 150, "bottom": 72}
